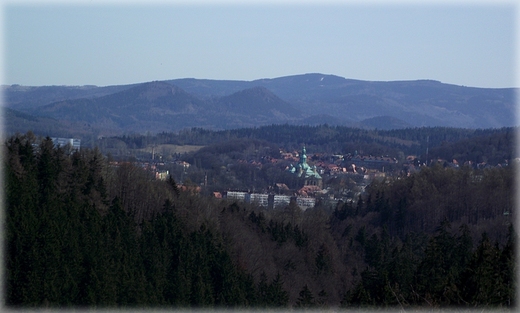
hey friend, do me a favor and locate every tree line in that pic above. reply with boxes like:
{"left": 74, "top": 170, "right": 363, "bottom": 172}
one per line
{"left": 98, "top": 125, "right": 515, "bottom": 162}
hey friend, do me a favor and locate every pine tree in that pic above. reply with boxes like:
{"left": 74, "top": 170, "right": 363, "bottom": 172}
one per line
{"left": 266, "top": 273, "right": 289, "bottom": 307}
{"left": 316, "top": 289, "right": 328, "bottom": 306}
{"left": 315, "top": 243, "right": 332, "bottom": 274}
{"left": 342, "top": 282, "right": 373, "bottom": 307}
{"left": 461, "top": 233, "right": 504, "bottom": 306}
{"left": 5, "top": 135, "right": 40, "bottom": 305}
{"left": 497, "top": 224, "right": 516, "bottom": 307}
{"left": 295, "top": 284, "right": 315, "bottom": 308}
{"left": 257, "top": 271, "right": 269, "bottom": 307}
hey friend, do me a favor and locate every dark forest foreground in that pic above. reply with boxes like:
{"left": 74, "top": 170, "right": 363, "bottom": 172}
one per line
{"left": 5, "top": 133, "right": 516, "bottom": 308}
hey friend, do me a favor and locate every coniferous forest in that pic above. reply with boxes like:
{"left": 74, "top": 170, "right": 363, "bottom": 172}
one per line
{"left": 5, "top": 131, "right": 517, "bottom": 309}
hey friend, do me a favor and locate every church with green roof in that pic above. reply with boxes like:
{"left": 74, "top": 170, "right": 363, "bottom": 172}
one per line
{"left": 287, "top": 146, "right": 323, "bottom": 188}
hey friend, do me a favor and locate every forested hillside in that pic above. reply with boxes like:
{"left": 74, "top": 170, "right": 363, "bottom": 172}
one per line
{"left": 99, "top": 125, "right": 515, "bottom": 166}
{"left": 5, "top": 74, "right": 517, "bottom": 135}
{"left": 5, "top": 132, "right": 516, "bottom": 308}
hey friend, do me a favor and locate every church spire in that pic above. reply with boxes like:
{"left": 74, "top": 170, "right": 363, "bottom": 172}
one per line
{"left": 300, "top": 145, "right": 307, "bottom": 164}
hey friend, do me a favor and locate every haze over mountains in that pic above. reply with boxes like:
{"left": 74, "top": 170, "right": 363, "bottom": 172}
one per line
{"left": 4, "top": 73, "right": 517, "bottom": 137}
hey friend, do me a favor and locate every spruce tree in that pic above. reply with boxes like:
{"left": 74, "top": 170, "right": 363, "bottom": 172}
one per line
{"left": 295, "top": 284, "right": 315, "bottom": 308}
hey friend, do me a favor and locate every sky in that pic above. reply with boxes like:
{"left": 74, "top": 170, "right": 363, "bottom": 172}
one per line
{"left": 2, "top": 0, "right": 518, "bottom": 88}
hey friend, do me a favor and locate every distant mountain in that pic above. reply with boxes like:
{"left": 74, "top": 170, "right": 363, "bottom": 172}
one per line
{"left": 360, "top": 116, "right": 413, "bottom": 130}
{"left": 32, "top": 81, "right": 212, "bottom": 134}
{"left": 4, "top": 73, "right": 517, "bottom": 136}
{"left": 217, "top": 86, "right": 297, "bottom": 116}
{"left": 2, "top": 84, "right": 136, "bottom": 110}
{"left": 5, "top": 107, "right": 96, "bottom": 138}
{"left": 213, "top": 86, "right": 302, "bottom": 127}
{"left": 26, "top": 82, "right": 303, "bottom": 134}
{"left": 171, "top": 74, "right": 517, "bottom": 129}
{"left": 170, "top": 74, "right": 364, "bottom": 102}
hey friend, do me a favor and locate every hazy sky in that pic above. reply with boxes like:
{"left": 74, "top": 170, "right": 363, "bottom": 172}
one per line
{"left": 3, "top": 1, "right": 518, "bottom": 88}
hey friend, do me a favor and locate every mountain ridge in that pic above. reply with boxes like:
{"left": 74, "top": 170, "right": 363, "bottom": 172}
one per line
{"left": 4, "top": 73, "right": 517, "bottom": 136}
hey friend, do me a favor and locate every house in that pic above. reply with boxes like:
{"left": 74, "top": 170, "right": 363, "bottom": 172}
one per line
{"left": 51, "top": 137, "right": 81, "bottom": 151}
{"left": 155, "top": 170, "right": 169, "bottom": 181}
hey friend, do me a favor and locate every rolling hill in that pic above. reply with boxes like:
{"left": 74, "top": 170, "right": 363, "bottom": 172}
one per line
{"left": 3, "top": 73, "right": 517, "bottom": 136}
